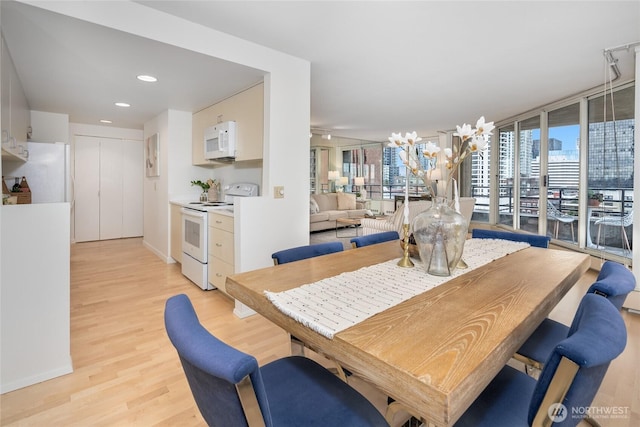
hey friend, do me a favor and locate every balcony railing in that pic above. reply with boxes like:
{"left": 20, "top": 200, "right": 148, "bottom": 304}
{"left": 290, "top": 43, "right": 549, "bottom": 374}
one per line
{"left": 471, "top": 185, "right": 633, "bottom": 257}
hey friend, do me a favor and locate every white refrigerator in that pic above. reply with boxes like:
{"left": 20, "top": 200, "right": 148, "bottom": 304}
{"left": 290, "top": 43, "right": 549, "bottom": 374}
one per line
{"left": 2, "top": 141, "right": 71, "bottom": 204}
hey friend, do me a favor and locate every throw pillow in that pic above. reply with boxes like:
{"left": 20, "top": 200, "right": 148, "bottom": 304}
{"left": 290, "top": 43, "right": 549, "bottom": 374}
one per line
{"left": 337, "top": 192, "right": 356, "bottom": 210}
{"left": 310, "top": 197, "right": 320, "bottom": 214}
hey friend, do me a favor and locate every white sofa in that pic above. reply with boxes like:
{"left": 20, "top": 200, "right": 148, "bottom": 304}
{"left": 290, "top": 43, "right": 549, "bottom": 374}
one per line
{"left": 310, "top": 193, "right": 368, "bottom": 232}
{"left": 360, "top": 197, "right": 476, "bottom": 236}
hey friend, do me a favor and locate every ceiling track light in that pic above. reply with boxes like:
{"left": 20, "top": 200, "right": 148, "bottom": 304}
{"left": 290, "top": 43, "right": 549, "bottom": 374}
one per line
{"left": 311, "top": 128, "right": 332, "bottom": 140}
{"left": 603, "top": 40, "right": 640, "bottom": 82}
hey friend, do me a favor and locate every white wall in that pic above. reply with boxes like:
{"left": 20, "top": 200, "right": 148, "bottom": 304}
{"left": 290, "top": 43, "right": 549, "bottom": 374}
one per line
{"left": 144, "top": 109, "right": 202, "bottom": 261}
{"left": 1, "top": 203, "right": 72, "bottom": 393}
{"left": 30, "top": 110, "right": 68, "bottom": 143}
{"left": 143, "top": 111, "right": 169, "bottom": 260}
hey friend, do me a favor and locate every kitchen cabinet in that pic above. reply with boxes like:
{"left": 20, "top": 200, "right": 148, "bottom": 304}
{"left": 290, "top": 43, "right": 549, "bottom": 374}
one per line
{"left": 170, "top": 203, "right": 182, "bottom": 263}
{"left": 208, "top": 212, "right": 234, "bottom": 296}
{"left": 1, "top": 35, "right": 30, "bottom": 162}
{"left": 74, "top": 135, "right": 143, "bottom": 242}
{"left": 192, "top": 82, "right": 264, "bottom": 165}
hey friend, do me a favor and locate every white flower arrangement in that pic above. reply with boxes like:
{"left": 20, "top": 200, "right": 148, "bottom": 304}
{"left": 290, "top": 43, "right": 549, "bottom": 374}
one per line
{"left": 388, "top": 116, "right": 495, "bottom": 198}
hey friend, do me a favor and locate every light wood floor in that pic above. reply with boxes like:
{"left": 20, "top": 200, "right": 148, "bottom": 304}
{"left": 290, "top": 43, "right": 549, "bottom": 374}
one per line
{"left": 1, "top": 238, "right": 638, "bottom": 426}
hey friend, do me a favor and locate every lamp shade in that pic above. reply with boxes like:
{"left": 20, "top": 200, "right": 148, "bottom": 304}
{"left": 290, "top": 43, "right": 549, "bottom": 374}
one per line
{"left": 354, "top": 177, "right": 365, "bottom": 186}
{"left": 339, "top": 177, "right": 348, "bottom": 185}
{"left": 328, "top": 170, "right": 340, "bottom": 180}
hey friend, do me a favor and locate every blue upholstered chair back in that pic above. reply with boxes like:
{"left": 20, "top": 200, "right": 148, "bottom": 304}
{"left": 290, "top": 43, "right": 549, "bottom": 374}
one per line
{"left": 351, "top": 231, "right": 400, "bottom": 248}
{"left": 528, "top": 293, "right": 627, "bottom": 425}
{"left": 272, "top": 241, "right": 343, "bottom": 265}
{"left": 588, "top": 261, "right": 636, "bottom": 311}
{"left": 165, "top": 294, "right": 271, "bottom": 427}
{"left": 471, "top": 229, "right": 551, "bottom": 248}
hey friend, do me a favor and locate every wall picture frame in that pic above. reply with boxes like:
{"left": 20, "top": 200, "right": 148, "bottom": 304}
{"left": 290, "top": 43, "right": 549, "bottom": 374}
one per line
{"left": 146, "top": 133, "right": 159, "bottom": 177}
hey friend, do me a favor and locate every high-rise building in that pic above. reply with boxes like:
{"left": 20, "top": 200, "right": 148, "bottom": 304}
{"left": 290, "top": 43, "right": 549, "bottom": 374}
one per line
{"left": 588, "top": 119, "right": 635, "bottom": 188}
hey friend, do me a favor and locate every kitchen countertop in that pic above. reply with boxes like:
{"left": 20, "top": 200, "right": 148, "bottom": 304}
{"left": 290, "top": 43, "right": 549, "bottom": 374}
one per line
{"left": 170, "top": 199, "right": 234, "bottom": 216}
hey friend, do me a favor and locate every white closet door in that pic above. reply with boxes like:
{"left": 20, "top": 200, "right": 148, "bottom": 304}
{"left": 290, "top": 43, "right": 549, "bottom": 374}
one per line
{"left": 122, "top": 140, "right": 143, "bottom": 237}
{"left": 74, "top": 136, "right": 100, "bottom": 242}
{"left": 99, "top": 140, "right": 124, "bottom": 240}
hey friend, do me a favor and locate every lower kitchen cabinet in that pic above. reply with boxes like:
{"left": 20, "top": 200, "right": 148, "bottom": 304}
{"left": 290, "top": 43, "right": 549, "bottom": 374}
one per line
{"left": 208, "top": 212, "right": 234, "bottom": 295}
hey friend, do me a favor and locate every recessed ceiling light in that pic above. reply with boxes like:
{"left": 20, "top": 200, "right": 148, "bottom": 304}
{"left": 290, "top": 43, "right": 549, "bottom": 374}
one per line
{"left": 100, "top": 119, "right": 112, "bottom": 124}
{"left": 137, "top": 74, "right": 158, "bottom": 82}
{"left": 115, "top": 102, "right": 130, "bottom": 107}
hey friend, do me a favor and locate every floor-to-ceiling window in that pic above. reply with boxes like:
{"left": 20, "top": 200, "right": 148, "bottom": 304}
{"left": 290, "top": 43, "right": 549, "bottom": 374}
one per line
{"left": 547, "top": 103, "right": 580, "bottom": 245}
{"left": 468, "top": 135, "right": 492, "bottom": 222}
{"left": 587, "top": 84, "right": 635, "bottom": 257}
{"left": 340, "top": 144, "right": 383, "bottom": 198}
{"left": 494, "top": 82, "right": 634, "bottom": 260}
{"left": 381, "top": 140, "right": 439, "bottom": 199}
{"left": 519, "top": 116, "right": 541, "bottom": 233}
{"left": 497, "top": 124, "right": 516, "bottom": 227}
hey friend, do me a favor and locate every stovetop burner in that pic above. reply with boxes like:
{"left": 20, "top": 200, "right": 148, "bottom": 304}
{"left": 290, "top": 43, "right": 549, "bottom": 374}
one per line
{"left": 203, "top": 201, "right": 232, "bottom": 206}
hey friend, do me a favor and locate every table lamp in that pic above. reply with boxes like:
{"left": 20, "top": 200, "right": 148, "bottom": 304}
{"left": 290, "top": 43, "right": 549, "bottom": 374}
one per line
{"left": 354, "top": 177, "right": 365, "bottom": 198}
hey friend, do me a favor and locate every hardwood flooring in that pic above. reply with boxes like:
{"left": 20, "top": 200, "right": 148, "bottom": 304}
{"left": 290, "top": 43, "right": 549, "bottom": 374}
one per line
{"left": 1, "top": 238, "right": 638, "bottom": 426}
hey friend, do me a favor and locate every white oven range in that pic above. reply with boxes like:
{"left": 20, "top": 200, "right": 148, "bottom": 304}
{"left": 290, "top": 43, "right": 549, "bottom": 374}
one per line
{"left": 180, "top": 183, "right": 258, "bottom": 290}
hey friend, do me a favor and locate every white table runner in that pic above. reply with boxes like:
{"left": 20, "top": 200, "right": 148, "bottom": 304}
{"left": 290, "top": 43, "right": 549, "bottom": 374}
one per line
{"left": 265, "top": 238, "right": 530, "bottom": 339}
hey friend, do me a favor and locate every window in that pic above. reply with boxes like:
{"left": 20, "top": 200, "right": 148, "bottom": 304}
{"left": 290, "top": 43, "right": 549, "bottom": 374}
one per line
{"left": 495, "top": 83, "right": 634, "bottom": 260}
{"left": 497, "top": 124, "right": 515, "bottom": 227}
{"left": 586, "top": 85, "right": 634, "bottom": 256}
{"left": 518, "top": 116, "right": 541, "bottom": 233}
{"left": 468, "top": 135, "right": 491, "bottom": 222}
{"left": 547, "top": 103, "right": 580, "bottom": 244}
{"left": 340, "top": 144, "right": 383, "bottom": 197}
{"left": 382, "top": 141, "right": 439, "bottom": 199}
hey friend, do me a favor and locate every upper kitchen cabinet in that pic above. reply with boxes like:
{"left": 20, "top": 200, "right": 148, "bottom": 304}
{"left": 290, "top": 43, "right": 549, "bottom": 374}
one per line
{"left": 192, "top": 82, "right": 264, "bottom": 165}
{"left": 1, "top": 35, "right": 30, "bottom": 162}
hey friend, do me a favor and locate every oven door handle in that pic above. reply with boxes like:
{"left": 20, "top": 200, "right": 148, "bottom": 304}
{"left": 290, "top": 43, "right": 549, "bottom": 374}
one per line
{"left": 181, "top": 207, "right": 206, "bottom": 219}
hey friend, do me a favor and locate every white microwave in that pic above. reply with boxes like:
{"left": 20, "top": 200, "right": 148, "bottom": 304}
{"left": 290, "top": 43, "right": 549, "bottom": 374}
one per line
{"left": 204, "top": 121, "right": 236, "bottom": 160}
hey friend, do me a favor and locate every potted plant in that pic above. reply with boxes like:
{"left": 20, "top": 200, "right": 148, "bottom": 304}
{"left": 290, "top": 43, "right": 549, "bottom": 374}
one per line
{"left": 191, "top": 179, "right": 220, "bottom": 202}
{"left": 588, "top": 190, "right": 603, "bottom": 207}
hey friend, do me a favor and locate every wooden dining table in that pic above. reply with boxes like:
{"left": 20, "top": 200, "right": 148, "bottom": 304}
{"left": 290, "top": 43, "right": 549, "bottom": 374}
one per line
{"left": 226, "top": 240, "right": 590, "bottom": 426}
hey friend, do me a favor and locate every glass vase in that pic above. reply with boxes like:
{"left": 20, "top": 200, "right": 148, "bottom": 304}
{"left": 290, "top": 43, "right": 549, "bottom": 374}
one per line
{"left": 199, "top": 191, "right": 208, "bottom": 202}
{"left": 412, "top": 196, "right": 468, "bottom": 276}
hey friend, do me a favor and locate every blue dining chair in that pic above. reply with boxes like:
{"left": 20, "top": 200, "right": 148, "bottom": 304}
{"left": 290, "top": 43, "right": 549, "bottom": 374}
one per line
{"left": 471, "top": 229, "right": 551, "bottom": 248}
{"left": 514, "top": 261, "right": 635, "bottom": 372}
{"left": 350, "top": 231, "right": 400, "bottom": 248}
{"left": 165, "top": 294, "right": 389, "bottom": 427}
{"left": 454, "top": 293, "right": 627, "bottom": 427}
{"left": 272, "top": 241, "right": 344, "bottom": 265}
{"left": 271, "top": 241, "right": 346, "bottom": 365}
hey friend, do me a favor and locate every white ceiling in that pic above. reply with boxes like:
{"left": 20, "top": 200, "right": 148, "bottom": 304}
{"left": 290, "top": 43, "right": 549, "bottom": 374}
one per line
{"left": 2, "top": 1, "right": 639, "bottom": 142}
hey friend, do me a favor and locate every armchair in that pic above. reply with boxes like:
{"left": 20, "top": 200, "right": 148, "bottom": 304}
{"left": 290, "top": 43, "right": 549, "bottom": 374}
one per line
{"left": 360, "top": 198, "right": 475, "bottom": 237}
